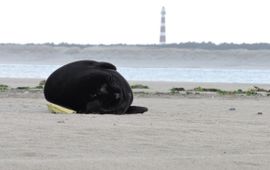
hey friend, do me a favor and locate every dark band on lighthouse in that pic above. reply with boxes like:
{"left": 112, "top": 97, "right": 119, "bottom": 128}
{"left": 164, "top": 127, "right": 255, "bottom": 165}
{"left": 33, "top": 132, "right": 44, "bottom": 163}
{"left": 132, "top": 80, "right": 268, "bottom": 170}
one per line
{"left": 160, "top": 6, "right": 166, "bottom": 44}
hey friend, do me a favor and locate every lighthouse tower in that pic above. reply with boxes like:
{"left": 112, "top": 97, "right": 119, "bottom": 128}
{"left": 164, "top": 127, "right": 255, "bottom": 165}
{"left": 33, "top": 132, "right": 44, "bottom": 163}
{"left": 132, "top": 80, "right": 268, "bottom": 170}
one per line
{"left": 159, "top": 6, "right": 166, "bottom": 44}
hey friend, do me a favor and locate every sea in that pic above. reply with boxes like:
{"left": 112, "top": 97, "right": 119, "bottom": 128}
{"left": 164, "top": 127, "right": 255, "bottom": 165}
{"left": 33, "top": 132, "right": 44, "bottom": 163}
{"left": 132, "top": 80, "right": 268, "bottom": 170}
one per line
{"left": 1, "top": 64, "right": 270, "bottom": 84}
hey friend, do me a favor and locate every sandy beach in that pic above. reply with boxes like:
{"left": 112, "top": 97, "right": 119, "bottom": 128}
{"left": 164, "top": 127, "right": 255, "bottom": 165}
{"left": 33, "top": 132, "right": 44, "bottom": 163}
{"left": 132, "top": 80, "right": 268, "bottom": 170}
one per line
{"left": 0, "top": 78, "right": 270, "bottom": 170}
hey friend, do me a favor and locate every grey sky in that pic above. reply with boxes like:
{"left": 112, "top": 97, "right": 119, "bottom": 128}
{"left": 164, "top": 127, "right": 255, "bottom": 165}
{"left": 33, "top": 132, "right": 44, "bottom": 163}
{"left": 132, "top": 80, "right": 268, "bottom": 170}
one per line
{"left": 0, "top": 0, "right": 269, "bottom": 44}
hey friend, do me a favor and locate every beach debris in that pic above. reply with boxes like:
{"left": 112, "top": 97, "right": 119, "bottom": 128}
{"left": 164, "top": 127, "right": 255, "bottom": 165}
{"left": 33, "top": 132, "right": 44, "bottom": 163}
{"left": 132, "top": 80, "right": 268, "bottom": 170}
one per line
{"left": 194, "top": 86, "right": 219, "bottom": 92}
{"left": 47, "top": 103, "right": 76, "bottom": 114}
{"left": 0, "top": 84, "right": 9, "bottom": 92}
{"left": 193, "top": 87, "right": 231, "bottom": 95}
{"left": 147, "top": 86, "right": 268, "bottom": 96}
{"left": 17, "top": 81, "right": 46, "bottom": 90}
{"left": 35, "top": 80, "right": 46, "bottom": 89}
{"left": 190, "top": 86, "right": 269, "bottom": 96}
{"left": 245, "top": 88, "right": 257, "bottom": 96}
{"left": 229, "top": 107, "right": 236, "bottom": 111}
{"left": 257, "top": 112, "right": 263, "bottom": 115}
{"left": 130, "top": 84, "right": 149, "bottom": 89}
{"left": 253, "top": 86, "right": 269, "bottom": 92}
{"left": 57, "top": 120, "right": 65, "bottom": 123}
{"left": 17, "top": 86, "right": 31, "bottom": 90}
{"left": 186, "top": 91, "right": 192, "bottom": 95}
{"left": 16, "top": 84, "right": 46, "bottom": 91}
{"left": 170, "top": 87, "right": 185, "bottom": 93}
{"left": 39, "top": 80, "right": 46, "bottom": 86}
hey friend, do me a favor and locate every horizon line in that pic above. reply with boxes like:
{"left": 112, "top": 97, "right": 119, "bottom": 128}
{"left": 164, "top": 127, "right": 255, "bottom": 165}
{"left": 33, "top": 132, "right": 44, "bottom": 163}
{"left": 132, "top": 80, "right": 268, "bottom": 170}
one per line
{"left": 1, "top": 41, "right": 270, "bottom": 46}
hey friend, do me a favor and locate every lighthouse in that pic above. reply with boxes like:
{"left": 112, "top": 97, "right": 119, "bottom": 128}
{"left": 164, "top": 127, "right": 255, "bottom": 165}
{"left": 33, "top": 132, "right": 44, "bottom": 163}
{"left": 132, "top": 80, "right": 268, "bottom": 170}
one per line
{"left": 159, "top": 6, "right": 166, "bottom": 44}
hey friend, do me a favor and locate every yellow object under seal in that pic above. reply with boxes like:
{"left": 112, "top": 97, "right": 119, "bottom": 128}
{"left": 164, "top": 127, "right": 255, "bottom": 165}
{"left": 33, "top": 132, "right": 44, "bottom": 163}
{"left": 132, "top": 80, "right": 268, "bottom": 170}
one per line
{"left": 47, "top": 103, "right": 76, "bottom": 114}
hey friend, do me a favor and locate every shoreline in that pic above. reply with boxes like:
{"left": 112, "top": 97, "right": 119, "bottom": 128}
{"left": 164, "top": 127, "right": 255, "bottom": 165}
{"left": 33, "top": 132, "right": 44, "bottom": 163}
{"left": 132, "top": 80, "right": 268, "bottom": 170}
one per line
{"left": 2, "top": 77, "right": 270, "bottom": 91}
{"left": 1, "top": 78, "right": 270, "bottom": 100}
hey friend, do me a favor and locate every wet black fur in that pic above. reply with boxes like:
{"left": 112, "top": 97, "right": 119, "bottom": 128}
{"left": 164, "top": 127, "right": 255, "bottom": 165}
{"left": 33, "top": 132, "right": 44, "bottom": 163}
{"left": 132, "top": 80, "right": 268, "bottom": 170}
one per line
{"left": 44, "top": 60, "right": 148, "bottom": 114}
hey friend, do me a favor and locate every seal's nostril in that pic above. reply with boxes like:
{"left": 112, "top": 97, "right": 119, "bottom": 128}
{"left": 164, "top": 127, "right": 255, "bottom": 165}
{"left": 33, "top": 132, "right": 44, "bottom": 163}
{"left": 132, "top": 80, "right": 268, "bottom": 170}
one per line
{"left": 100, "top": 84, "right": 108, "bottom": 94}
{"left": 114, "top": 93, "right": 120, "bottom": 99}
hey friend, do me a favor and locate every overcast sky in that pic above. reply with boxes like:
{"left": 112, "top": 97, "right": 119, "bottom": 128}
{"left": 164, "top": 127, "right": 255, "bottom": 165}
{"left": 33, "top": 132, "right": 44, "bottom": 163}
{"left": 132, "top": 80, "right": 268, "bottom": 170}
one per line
{"left": 0, "top": 0, "right": 269, "bottom": 44}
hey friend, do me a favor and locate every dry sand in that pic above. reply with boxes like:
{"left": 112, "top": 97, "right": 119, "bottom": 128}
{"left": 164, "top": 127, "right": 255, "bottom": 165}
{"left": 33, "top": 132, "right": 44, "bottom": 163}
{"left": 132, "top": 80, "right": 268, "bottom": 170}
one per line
{"left": 0, "top": 78, "right": 270, "bottom": 170}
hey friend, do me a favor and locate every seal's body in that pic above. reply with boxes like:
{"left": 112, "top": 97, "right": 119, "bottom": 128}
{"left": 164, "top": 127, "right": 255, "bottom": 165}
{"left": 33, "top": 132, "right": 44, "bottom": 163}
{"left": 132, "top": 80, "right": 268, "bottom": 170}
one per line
{"left": 44, "top": 60, "right": 147, "bottom": 114}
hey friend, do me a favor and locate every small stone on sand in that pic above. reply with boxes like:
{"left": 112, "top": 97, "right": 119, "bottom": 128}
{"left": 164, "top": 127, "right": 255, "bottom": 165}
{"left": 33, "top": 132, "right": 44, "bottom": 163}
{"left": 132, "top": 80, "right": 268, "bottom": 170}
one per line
{"left": 57, "top": 120, "right": 65, "bottom": 123}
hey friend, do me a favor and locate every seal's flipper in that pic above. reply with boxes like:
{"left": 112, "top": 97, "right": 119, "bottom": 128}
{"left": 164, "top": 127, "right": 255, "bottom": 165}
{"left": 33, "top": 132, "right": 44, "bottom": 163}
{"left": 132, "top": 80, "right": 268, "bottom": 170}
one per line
{"left": 96, "top": 62, "right": 117, "bottom": 70}
{"left": 84, "top": 100, "right": 102, "bottom": 113}
{"left": 126, "top": 106, "right": 148, "bottom": 114}
{"left": 78, "top": 60, "right": 116, "bottom": 70}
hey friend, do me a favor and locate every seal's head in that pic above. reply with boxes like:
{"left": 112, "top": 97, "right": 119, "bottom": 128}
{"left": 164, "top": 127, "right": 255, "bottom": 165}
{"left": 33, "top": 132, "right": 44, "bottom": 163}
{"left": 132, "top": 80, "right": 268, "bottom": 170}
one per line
{"left": 85, "top": 72, "right": 132, "bottom": 114}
